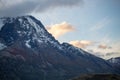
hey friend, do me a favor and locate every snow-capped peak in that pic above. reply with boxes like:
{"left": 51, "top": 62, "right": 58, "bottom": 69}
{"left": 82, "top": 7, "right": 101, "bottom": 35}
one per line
{"left": 0, "top": 15, "right": 61, "bottom": 49}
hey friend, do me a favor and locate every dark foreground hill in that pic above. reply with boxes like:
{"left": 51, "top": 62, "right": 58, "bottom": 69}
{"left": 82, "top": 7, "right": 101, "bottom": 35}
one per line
{"left": 71, "top": 74, "right": 120, "bottom": 80}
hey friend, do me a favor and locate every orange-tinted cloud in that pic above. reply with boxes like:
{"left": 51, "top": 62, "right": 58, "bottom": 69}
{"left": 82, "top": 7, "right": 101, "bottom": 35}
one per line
{"left": 69, "top": 40, "right": 92, "bottom": 48}
{"left": 98, "top": 44, "right": 107, "bottom": 49}
{"left": 98, "top": 44, "right": 111, "bottom": 49}
{"left": 46, "top": 22, "right": 75, "bottom": 38}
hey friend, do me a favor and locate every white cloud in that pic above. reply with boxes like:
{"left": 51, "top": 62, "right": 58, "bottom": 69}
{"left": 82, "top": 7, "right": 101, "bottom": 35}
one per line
{"left": 46, "top": 22, "right": 75, "bottom": 38}
{"left": 69, "top": 40, "right": 93, "bottom": 48}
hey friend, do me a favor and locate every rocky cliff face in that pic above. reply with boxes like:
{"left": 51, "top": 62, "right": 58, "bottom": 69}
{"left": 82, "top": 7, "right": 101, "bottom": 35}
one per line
{"left": 0, "top": 15, "right": 116, "bottom": 80}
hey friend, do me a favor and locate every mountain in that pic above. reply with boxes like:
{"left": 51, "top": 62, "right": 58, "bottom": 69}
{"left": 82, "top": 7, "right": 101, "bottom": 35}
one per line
{"left": 0, "top": 15, "right": 117, "bottom": 80}
{"left": 108, "top": 57, "right": 120, "bottom": 73}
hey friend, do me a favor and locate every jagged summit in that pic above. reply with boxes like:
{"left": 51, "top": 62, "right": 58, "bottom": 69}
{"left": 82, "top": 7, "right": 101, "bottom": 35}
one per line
{"left": 0, "top": 15, "right": 60, "bottom": 49}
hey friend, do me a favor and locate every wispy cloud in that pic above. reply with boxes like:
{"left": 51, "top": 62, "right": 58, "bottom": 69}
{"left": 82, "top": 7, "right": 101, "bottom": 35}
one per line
{"left": 69, "top": 40, "right": 93, "bottom": 48}
{"left": 46, "top": 22, "right": 75, "bottom": 38}
{"left": 90, "top": 17, "right": 111, "bottom": 31}
{"left": 98, "top": 44, "right": 111, "bottom": 49}
{"left": 0, "top": 0, "right": 84, "bottom": 17}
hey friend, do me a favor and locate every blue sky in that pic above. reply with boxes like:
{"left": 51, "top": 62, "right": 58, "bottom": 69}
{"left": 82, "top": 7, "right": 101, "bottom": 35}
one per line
{"left": 33, "top": 0, "right": 120, "bottom": 43}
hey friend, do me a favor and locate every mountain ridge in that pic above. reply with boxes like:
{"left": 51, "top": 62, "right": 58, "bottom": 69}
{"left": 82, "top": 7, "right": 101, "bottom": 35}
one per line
{"left": 0, "top": 15, "right": 117, "bottom": 80}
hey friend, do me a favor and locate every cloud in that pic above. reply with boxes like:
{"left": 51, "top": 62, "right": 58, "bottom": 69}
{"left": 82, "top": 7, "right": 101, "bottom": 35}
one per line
{"left": 0, "top": 0, "right": 83, "bottom": 17}
{"left": 98, "top": 44, "right": 111, "bottom": 49}
{"left": 90, "top": 17, "right": 111, "bottom": 31}
{"left": 46, "top": 22, "right": 75, "bottom": 38}
{"left": 69, "top": 40, "right": 93, "bottom": 48}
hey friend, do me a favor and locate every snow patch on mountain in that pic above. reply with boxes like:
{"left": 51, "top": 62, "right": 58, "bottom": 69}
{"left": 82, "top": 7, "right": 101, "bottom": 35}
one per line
{"left": 0, "top": 43, "right": 6, "bottom": 50}
{"left": 25, "top": 40, "right": 31, "bottom": 48}
{"left": 26, "top": 17, "right": 41, "bottom": 33}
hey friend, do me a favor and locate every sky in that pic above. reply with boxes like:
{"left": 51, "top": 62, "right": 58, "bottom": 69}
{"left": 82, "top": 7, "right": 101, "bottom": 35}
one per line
{"left": 0, "top": 0, "right": 120, "bottom": 59}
